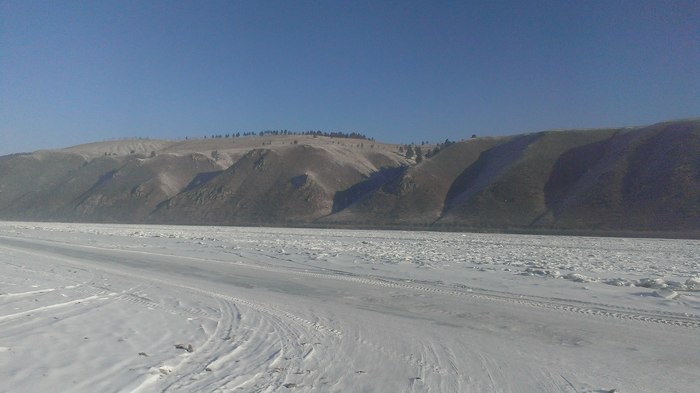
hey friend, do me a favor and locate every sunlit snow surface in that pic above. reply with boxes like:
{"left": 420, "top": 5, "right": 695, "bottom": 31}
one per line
{"left": 1, "top": 222, "right": 698, "bottom": 393}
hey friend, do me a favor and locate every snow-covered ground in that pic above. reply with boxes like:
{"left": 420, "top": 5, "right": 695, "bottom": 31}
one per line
{"left": 0, "top": 222, "right": 698, "bottom": 393}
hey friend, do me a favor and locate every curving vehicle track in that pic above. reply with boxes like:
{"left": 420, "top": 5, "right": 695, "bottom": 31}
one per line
{"left": 0, "top": 223, "right": 698, "bottom": 392}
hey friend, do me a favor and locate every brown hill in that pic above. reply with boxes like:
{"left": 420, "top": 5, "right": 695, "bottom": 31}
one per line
{"left": 152, "top": 143, "right": 409, "bottom": 224}
{"left": 0, "top": 120, "right": 698, "bottom": 237}
{"left": 537, "top": 121, "right": 700, "bottom": 231}
{"left": 318, "top": 136, "right": 505, "bottom": 226}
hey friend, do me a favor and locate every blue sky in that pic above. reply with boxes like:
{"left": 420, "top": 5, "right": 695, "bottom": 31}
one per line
{"left": 1, "top": 0, "right": 699, "bottom": 155}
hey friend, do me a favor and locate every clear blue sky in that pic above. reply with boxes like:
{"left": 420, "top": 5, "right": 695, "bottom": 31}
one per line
{"left": 1, "top": 0, "right": 699, "bottom": 155}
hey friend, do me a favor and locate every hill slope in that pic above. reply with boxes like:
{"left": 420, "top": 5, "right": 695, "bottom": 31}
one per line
{"left": 1, "top": 120, "right": 698, "bottom": 236}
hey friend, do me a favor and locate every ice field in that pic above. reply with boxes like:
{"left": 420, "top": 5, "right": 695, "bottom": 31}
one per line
{"left": 0, "top": 222, "right": 698, "bottom": 392}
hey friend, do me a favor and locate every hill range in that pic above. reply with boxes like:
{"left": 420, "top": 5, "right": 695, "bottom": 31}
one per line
{"left": 1, "top": 119, "right": 699, "bottom": 237}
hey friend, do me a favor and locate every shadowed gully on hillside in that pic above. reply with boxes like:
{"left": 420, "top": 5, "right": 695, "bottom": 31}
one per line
{"left": 0, "top": 120, "right": 698, "bottom": 237}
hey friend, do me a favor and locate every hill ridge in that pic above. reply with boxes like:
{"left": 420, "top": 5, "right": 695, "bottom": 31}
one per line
{"left": 1, "top": 120, "right": 698, "bottom": 237}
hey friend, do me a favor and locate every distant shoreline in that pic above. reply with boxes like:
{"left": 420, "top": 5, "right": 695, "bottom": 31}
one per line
{"left": 2, "top": 219, "right": 698, "bottom": 240}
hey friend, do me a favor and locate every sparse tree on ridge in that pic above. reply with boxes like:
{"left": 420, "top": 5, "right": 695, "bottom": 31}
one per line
{"left": 405, "top": 145, "right": 415, "bottom": 159}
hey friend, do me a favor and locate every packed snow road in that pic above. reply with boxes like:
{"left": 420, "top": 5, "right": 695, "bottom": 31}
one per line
{"left": 0, "top": 222, "right": 698, "bottom": 393}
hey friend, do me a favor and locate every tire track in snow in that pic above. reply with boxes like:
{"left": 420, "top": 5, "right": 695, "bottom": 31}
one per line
{"left": 0, "top": 243, "right": 215, "bottom": 323}
{"left": 11, "top": 235, "right": 694, "bottom": 391}
{"left": 205, "top": 253, "right": 700, "bottom": 330}
{"left": 0, "top": 237, "right": 344, "bottom": 392}
{"left": 1, "top": 235, "right": 454, "bottom": 391}
{"left": 0, "top": 293, "right": 103, "bottom": 322}
{"left": 180, "top": 245, "right": 700, "bottom": 329}
{"left": 146, "top": 277, "right": 451, "bottom": 392}
{"left": 0, "top": 249, "right": 98, "bottom": 297}
{"left": 0, "top": 288, "right": 56, "bottom": 298}
{"left": 278, "top": 270, "right": 700, "bottom": 329}
{"left": 114, "top": 290, "right": 217, "bottom": 321}
{"left": 0, "top": 237, "right": 343, "bottom": 337}
{"left": 6, "top": 234, "right": 695, "bottom": 392}
{"left": 136, "top": 298, "right": 241, "bottom": 393}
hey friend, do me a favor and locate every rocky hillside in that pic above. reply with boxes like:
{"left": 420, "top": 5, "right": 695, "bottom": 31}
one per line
{"left": 1, "top": 120, "right": 698, "bottom": 237}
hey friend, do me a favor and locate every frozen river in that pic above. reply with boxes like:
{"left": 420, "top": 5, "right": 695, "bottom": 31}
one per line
{"left": 0, "top": 222, "right": 698, "bottom": 392}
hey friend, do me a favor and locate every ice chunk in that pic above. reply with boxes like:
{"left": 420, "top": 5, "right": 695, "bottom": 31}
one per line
{"left": 637, "top": 278, "right": 667, "bottom": 289}
{"left": 653, "top": 289, "right": 679, "bottom": 299}
{"left": 684, "top": 277, "right": 700, "bottom": 291}
{"left": 563, "top": 273, "right": 593, "bottom": 283}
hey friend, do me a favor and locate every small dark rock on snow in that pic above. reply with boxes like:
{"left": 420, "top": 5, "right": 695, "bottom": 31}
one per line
{"left": 175, "top": 343, "right": 194, "bottom": 352}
